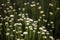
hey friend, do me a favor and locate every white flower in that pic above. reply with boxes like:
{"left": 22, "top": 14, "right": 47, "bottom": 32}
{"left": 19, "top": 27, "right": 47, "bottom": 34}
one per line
{"left": 7, "top": 28, "right": 10, "bottom": 31}
{"left": 42, "top": 32, "right": 45, "bottom": 35}
{"left": 6, "top": 32, "right": 10, "bottom": 36}
{"left": 57, "top": 7, "right": 60, "bottom": 10}
{"left": 10, "top": 15, "right": 14, "bottom": 17}
{"left": 23, "top": 32, "right": 28, "bottom": 34}
{"left": 0, "top": 23, "right": 2, "bottom": 25}
{"left": 4, "top": 10, "right": 7, "bottom": 13}
{"left": 10, "top": 34, "right": 14, "bottom": 37}
{"left": 43, "top": 29, "right": 47, "bottom": 32}
{"left": 1, "top": 4, "right": 5, "bottom": 6}
{"left": 37, "top": 31, "right": 40, "bottom": 34}
{"left": 18, "top": 8, "right": 21, "bottom": 10}
{"left": 5, "top": 22, "right": 8, "bottom": 25}
{"left": 33, "top": 30, "right": 35, "bottom": 32}
{"left": 38, "top": 19, "right": 41, "bottom": 21}
{"left": 29, "top": 19, "right": 33, "bottom": 22}
{"left": 17, "top": 38, "right": 20, "bottom": 40}
{"left": 39, "top": 16, "right": 42, "bottom": 18}
{"left": 9, "top": 6, "right": 13, "bottom": 9}
{"left": 22, "top": 8, "right": 25, "bottom": 11}
{"left": 46, "top": 32, "right": 50, "bottom": 35}
{"left": 39, "top": 27, "right": 43, "bottom": 30}
{"left": 34, "top": 28, "right": 37, "bottom": 30}
{"left": 26, "top": 23, "right": 29, "bottom": 25}
{"left": 25, "top": 27, "right": 28, "bottom": 29}
{"left": 43, "top": 19, "right": 47, "bottom": 22}
{"left": 49, "top": 36, "right": 54, "bottom": 40}
{"left": 13, "top": 3, "right": 16, "bottom": 5}
{"left": 29, "top": 26, "right": 32, "bottom": 28}
{"left": 47, "top": 23, "right": 50, "bottom": 26}
{"left": 21, "top": 34, "right": 23, "bottom": 36}
{"left": 7, "top": 2, "right": 10, "bottom": 3}
{"left": 21, "top": 39, "right": 24, "bottom": 40}
{"left": 49, "top": 12, "right": 53, "bottom": 15}
{"left": 40, "top": 11, "right": 44, "bottom": 13}
{"left": 27, "top": 2, "right": 30, "bottom": 4}
{"left": 38, "top": 6, "right": 41, "bottom": 9}
{"left": 24, "top": 2, "right": 27, "bottom": 5}
{"left": 42, "top": 14, "right": 45, "bottom": 16}
{"left": 42, "top": 26, "right": 45, "bottom": 29}
{"left": 30, "top": 4, "right": 36, "bottom": 7}
{"left": 49, "top": 3, "right": 53, "bottom": 6}
{"left": 43, "top": 36, "right": 47, "bottom": 38}
{"left": 32, "top": 1, "right": 35, "bottom": 3}
{"left": 36, "top": 2, "right": 39, "bottom": 5}
{"left": 50, "top": 21, "right": 54, "bottom": 24}
{"left": 13, "top": 9, "right": 16, "bottom": 12}
{"left": 13, "top": 30, "right": 16, "bottom": 32}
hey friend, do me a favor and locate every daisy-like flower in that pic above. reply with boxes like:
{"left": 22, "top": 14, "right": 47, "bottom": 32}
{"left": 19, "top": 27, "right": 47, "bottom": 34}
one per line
{"left": 23, "top": 32, "right": 28, "bottom": 35}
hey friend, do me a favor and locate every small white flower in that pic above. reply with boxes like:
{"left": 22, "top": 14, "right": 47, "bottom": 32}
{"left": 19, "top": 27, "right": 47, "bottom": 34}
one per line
{"left": 18, "top": 8, "right": 21, "bottom": 10}
{"left": 4, "top": 10, "right": 7, "bottom": 13}
{"left": 9, "top": 6, "right": 13, "bottom": 9}
{"left": 0, "top": 23, "right": 2, "bottom": 25}
{"left": 1, "top": 4, "right": 5, "bottom": 6}
{"left": 29, "top": 19, "right": 33, "bottom": 22}
{"left": 42, "top": 14, "right": 45, "bottom": 16}
{"left": 43, "top": 19, "right": 47, "bottom": 22}
{"left": 38, "top": 6, "right": 41, "bottom": 9}
{"left": 49, "top": 3, "right": 53, "bottom": 6}
{"left": 10, "top": 34, "right": 14, "bottom": 37}
{"left": 27, "top": 2, "right": 30, "bottom": 4}
{"left": 43, "top": 29, "right": 47, "bottom": 32}
{"left": 42, "top": 32, "right": 45, "bottom": 35}
{"left": 24, "top": 2, "right": 27, "bottom": 5}
{"left": 43, "top": 36, "right": 47, "bottom": 38}
{"left": 7, "top": 28, "right": 10, "bottom": 31}
{"left": 57, "top": 7, "right": 60, "bottom": 10}
{"left": 39, "top": 16, "right": 42, "bottom": 19}
{"left": 6, "top": 32, "right": 10, "bottom": 36}
{"left": 13, "top": 30, "right": 16, "bottom": 32}
{"left": 42, "top": 26, "right": 45, "bottom": 29}
{"left": 46, "top": 32, "right": 50, "bottom": 35}
{"left": 38, "top": 19, "right": 41, "bottom": 21}
{"left": 23, "top": 32, "right": 28, "bottom": 34}
{"left": 18, "top": 14, "right": 22, "bottom": 16}
{"left": 13, "top": 3, "right": 16, "bottom": 5}
{"left": 7, "top": 2, "right": 10, "bottom": 3}
{"left": 40, "top": 11, "right": 44, "bottom": 13}
{"left": 34, "top": 28, "right": 37, "bottom": 30}
{"left": 49, "top": 36, "right": 54, "bottom": 40}
{"left": 10, "top": 15, "right": 14, "bottom": 17}
{"left": 13, "top": 9, "right": 16, "bottom": 12}
{"left": 5, "top": 22, "right": 8, "bottom": 25}
{"left": 33, "top": 30, "right": 35, "bottom": 32}
{"left": 21, "top": 34, "right": 23, "bottom": 36}
{"left": 29, "top": 26, "right": 32, "bottom": 28}
{"left": 30, "top": 4, "right": 36, "bottom": 7}
{"left": 47, "top": 23, "right": 50, "bottom": 26}
{"left": 49, "top": 12, "right": 53, "bottom": 15}
{"left": 50, "top": 21, "right": 54, "bottom": 24}
{"left": 6, "top": 8, "right": 9, "bottom": 10}
{"left": 17, "top": 38, "right": 20, "bottom": 40}
{"left": 26, "top": 23, "right": 30, "bottom": 25}
{"left": 32, "top": 1, "right": 35, "bottom": 3}
{"left": 21, "top": 39, "right": 24, "bottom": 40}
{"left": 22, "top": 8, "right": 25, "bottom": 11}
{"left": 36, "top": 2, "right": 39, "bottom": 5}
{"left": 39, "top": 27, "right": 43, "bottom": 30}
{"left": 37, "top": 31, "right": 40, "bottom": 34}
